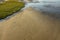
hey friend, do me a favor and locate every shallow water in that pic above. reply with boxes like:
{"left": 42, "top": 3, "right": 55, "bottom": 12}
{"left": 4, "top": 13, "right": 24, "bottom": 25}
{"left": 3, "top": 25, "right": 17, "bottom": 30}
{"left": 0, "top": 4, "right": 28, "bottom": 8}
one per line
{"left": 25, "top": 2, "right": 60, "bottom": 13}
{"left": 24, "top": 1, "right": 60, "bottom": 18}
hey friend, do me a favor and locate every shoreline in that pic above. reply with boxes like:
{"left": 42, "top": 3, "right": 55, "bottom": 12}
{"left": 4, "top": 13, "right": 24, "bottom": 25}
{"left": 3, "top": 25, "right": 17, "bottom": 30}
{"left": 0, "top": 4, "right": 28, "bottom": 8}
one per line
{"left": 1, "top": 2, "right": 60, "bottom": 22}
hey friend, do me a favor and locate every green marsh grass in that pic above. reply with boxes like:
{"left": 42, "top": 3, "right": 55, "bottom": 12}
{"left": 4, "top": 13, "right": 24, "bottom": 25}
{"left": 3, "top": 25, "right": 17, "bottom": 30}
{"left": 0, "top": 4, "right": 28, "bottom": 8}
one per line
{"left": 0, "top": 1, "right": 25, "bottom": 19}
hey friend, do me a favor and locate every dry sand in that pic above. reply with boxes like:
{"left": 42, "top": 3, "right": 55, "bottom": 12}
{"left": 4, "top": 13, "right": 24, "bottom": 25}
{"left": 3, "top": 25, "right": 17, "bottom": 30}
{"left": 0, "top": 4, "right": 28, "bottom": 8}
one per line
{"left": 0, "top": 7, "right": 60, "bottom": 40}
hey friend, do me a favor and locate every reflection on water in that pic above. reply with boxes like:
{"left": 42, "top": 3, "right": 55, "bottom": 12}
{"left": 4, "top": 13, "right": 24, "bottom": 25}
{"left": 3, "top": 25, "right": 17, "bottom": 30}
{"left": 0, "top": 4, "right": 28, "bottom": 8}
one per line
{"left": 24, "top": 1, "right": 60, "bottom": 18}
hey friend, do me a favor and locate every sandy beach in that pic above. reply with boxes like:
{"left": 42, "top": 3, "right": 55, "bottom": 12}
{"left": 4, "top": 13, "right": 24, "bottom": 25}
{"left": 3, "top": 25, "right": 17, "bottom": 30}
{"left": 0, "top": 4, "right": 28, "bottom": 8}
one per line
{"left": 0, "top": 7, "right": 60, "bottom": 40}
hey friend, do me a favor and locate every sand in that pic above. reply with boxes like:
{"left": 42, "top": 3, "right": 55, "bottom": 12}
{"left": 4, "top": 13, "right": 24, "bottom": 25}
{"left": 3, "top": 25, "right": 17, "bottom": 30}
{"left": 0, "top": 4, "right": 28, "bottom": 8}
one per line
{"left": 0, "top": 7, "right": 60, "bottom": 40}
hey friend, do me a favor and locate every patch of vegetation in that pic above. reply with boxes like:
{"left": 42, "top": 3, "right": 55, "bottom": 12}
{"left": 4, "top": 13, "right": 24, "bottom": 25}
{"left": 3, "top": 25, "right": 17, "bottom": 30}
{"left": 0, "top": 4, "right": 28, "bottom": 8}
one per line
{"left": 0, "top": 1, "right": 25, "bottom": 19}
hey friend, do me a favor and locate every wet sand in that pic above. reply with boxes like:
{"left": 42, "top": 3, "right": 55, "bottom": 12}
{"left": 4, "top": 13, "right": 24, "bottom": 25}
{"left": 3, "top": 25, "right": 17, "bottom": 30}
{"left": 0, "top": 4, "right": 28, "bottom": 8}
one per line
{"left": 0, "top": 7, "right": 60, "bottom": 40}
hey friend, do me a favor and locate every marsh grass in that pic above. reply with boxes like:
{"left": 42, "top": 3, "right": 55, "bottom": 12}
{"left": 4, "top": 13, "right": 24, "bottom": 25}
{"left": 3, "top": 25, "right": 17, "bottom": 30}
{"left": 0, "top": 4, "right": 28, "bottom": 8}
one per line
{"left": 0, "top": 1, "right": 25, "bottom": 19}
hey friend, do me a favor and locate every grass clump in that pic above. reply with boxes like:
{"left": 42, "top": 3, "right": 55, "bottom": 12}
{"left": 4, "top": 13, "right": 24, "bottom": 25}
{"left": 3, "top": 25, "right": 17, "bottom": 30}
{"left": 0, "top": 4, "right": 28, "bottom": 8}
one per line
{"left": 0, "top": 1, "right": 25, "bottom": 19}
